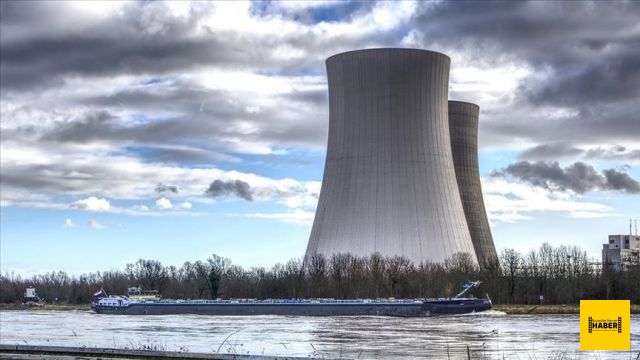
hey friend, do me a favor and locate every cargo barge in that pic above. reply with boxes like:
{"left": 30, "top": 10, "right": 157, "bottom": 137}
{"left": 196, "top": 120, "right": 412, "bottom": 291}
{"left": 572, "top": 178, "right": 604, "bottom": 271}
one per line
{"left": 91, "top": 281, "right": 491, "bottom": 317}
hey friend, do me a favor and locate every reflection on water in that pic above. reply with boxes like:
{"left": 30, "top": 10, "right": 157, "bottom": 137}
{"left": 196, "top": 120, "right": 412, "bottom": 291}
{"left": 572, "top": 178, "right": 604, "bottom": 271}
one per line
{"left": 0, "top": 310, "right": 638, "bottom": 359}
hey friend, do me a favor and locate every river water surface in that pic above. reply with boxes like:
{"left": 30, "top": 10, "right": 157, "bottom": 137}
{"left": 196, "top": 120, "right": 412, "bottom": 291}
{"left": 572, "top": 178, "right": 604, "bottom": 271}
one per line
{"left": 1, "top": 311, "right": 638, "bottom": 359}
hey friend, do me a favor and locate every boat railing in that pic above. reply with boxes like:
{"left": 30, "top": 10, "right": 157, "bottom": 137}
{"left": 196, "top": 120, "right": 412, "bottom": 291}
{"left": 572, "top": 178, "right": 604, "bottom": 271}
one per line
{"left": 118, "top": 298, "right": 430, "bottom": 305}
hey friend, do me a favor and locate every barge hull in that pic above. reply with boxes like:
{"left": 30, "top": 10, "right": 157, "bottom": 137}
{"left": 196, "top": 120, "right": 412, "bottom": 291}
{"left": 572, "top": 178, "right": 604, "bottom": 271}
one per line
{"left": 92, "top": 299, "right": 491, "bottom": 317}
{"left": 96, "top": 303, "right": 428, "bottom": 316}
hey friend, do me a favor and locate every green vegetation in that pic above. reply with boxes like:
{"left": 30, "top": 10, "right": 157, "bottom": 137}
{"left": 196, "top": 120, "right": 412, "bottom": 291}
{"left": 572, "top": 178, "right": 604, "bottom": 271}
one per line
{"left": 1, "top": 244, "right": 638, "bottom": 306}
{"left": 0, "top": 303, "right": 89, "bottom": 311}
{"left": 495, "top": 304, "right": 640, "bottom": 314}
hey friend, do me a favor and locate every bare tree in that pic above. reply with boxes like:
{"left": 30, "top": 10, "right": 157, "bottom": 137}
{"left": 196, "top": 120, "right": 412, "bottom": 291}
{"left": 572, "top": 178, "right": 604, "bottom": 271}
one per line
{"left": 307, "top": 254, "right": 327, "bottom": 297}
{"left": 500, "top": 249, "right": 521, "bottom": 304}
{"left": 2, "top": 245, "right": 638, "bottom": 305}
{"left": 207, "top": 254, "right": 232, "bottom": 298}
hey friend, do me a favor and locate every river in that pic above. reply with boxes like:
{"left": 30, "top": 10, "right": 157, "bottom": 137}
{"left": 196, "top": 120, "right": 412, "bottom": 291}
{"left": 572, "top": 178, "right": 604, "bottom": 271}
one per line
{"left": 0, "top": 310, "right": 638, "bottom": 359}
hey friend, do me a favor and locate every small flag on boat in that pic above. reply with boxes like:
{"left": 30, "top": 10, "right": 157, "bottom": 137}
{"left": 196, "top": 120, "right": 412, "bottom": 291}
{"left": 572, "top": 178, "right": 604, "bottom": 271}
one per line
{"left": 93, "top": 288, "right": 105, "bottom": 297}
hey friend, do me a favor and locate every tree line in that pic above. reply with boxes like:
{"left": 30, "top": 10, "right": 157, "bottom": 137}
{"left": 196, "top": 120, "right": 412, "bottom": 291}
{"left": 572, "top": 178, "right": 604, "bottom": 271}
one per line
{"left": 1, "top": 243, "right": 638, "bottom": 304}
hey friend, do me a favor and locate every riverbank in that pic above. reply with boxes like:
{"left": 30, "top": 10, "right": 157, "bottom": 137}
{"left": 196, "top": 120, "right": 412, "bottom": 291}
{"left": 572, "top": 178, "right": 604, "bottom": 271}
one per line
{"left": 0, "top": 303, "right": 90, "bottom": 311}
{"left": 3, "top": 302, "right": 639, "bottom": 314}
{"left": 494, "top": 304, "right": 640, "bottom": 314}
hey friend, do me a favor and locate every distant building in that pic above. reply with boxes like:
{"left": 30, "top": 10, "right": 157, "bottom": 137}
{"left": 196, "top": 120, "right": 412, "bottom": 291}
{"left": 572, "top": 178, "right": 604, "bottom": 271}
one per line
{"left": 24, "top": 287, "right": 38, "bottom": 300}
{"left": 602, "top": 234, "right": 640, "bottom": 270}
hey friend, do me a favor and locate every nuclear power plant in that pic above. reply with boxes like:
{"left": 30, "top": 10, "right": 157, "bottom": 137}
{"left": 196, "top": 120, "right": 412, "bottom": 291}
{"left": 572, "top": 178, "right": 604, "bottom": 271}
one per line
{"left": 305, "top": 48, "right": 497, "bottom": 267}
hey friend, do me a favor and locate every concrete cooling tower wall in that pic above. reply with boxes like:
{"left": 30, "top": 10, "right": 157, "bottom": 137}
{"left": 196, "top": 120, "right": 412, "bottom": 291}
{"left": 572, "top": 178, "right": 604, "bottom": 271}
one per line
{"left": 305, "top": 48, "right": 478, "bottom": 266}
{"left": 448, "top": 101, "right": 498, "bottom": 267}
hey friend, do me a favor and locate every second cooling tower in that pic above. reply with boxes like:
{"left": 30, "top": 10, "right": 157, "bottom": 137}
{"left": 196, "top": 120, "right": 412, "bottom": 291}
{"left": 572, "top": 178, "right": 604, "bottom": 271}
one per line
{"left": 449, "top": 101, "right": 498, "bottom": 266}
{"left": 305, "top": 48, "right": 478, "bottom": 266}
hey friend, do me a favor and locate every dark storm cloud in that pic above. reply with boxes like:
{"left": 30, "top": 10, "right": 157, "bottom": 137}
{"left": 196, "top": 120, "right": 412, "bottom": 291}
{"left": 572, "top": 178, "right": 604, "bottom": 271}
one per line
{"left": 602, "top": 169, "right": 640, "bottom": 193}
{"left": 584, "top": 147, "right": 640, "bottom": 162}
{"left": 37, "top": 110, "right": 210, "bottom": 150}
{"left": 527, "top": 49, "right": 640, "bottom": 107}
{"left": 43, "top": 110, "right": 118, "bottom": 143}
{"left": 518, "top": 143, "right": 583, "bottom": 161}
{"left": 0, "top": 33, "right": 264, "bottom": 91}
{"left": 37, "top": 85, "right": 249, "bottom": 146}
{"left": 155, "top": 183, "right": 178, "bottom": 194}
{"left": 286, "top": 89, "right": 327, "bottom": 106}
{"left": 413, "top": 1, "right": 640, "bottom": 69}
{"left": 0, "top": 2, "right": 320, "bottom": 92}
{"left": 77, "top": 82, "right": 238, "bottom": 115}
{"left": 411, "top": 1, "right": 640, "bottom": 147}
{"left": 0, "top": 163, "right": 96, "bottom": 194}
{"left": 33, "top": 74, "right": 328, "bottom": 152}
{"left": 39, "top": 96, "right": 327, "bottom": 153}
{"left": 492, "top": 161, "right": 640, "bottom": 194}
{"left": 0, "top": 0, "right": 409, "bottom": 94}
{"left": 136, "top": 146, "right": 240, "bottom": 164}
{"left": 0, "top": 0, "right": 377, "bottom": 168}
{"left": 205, "top": 180, "right": 253, "bottom": 201}
{"left": 481, "top": 102, "right": 639, "bottom": 147}
{"left": 519, "top": 143, "right": 640, "bottom": 162}
{"left": 0, "top": 158, "right": 155, "bottom": 199}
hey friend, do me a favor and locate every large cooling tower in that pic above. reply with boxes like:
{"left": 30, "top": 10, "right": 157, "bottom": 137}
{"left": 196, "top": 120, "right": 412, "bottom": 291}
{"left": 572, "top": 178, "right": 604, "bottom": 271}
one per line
{"left": 448, "top": 101, "right": 498, "bottom": 266}
{"left": 305, "top": 48, "right": 478, "bottom": 266}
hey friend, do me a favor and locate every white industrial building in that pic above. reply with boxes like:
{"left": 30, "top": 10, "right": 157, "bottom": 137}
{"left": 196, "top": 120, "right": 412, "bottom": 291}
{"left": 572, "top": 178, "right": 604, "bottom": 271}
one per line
{"left": 602, "top": 234, "right": 640, "bottom": 270}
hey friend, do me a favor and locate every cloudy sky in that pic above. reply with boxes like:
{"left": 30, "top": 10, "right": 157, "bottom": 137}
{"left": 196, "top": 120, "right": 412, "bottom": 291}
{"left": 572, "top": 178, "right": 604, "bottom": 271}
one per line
{"left": 1, "top": 0, "right": 639, "bottom": 274}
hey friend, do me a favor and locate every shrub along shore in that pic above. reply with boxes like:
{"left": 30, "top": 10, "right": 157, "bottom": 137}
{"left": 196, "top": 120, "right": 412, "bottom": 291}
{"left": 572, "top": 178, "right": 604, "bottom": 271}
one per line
{"left": 2, "top": 243, "right": 638, "bottom": 306}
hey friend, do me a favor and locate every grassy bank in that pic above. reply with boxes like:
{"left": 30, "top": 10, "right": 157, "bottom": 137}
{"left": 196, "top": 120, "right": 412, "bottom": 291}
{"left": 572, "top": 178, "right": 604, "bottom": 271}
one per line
{"left": 0, "top": 303, "right": 90, "bottom": 311}
{"left": 494, "top": 304, "right": 640, "bottom": 314}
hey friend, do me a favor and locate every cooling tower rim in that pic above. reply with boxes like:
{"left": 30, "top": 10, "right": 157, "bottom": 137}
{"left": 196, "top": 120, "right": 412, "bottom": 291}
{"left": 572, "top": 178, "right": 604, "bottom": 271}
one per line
{"left": 448, "top": 100, "right": 480, "bottom": 109}
{"left": 326, "top": 48, "right": 450, "bottom": 64}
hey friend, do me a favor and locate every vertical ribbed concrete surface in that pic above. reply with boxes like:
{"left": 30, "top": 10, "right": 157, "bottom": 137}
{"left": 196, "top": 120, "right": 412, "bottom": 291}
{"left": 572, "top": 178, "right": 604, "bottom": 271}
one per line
{"left": 306, "top": 49, "right": 478, "bottom": 266}
{"left": 448, "top": 101, "right": 498, "bottom": 266}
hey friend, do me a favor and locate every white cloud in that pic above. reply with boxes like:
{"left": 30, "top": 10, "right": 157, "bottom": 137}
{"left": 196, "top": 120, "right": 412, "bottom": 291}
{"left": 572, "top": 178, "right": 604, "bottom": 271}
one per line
{"left": 283, "top": 194, "right": 318, "bottom": 209}
{"left": 87, "top": 219, "right": 106, "bottom": 229}
{"left": 63, "top": 218, "right": 75, "bottom": 228}
{"left": 155, "top": 197, "right": 173, "bottom": 210}
{"left": 449, "top": 63, "right": 532, "bottom": 107}
{"left": 242, "top": 209, "right": 315, "bottom": 225}
{"left": 310, "top": 1, "right": 416, "bottom": 37}
{"left": 109, "top": 220, "right": 123, "bottom": 228}
{"left": 176, "top": 201, "right": 192, "bottom": 210}
{"left": 483, "top": 177, "right": 615, "bottom": 225}
{"left": 70, "top": 197, "right": 111, "bottom": 212}
{"left": 568, "top": 211, "right": 620, "bottom": 219}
